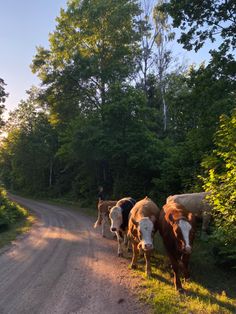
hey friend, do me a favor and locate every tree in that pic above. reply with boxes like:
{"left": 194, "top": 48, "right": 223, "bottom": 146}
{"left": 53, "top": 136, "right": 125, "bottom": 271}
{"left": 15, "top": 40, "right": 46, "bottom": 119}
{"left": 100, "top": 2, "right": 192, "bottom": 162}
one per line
{"left": 31, "top": 0, "right": 142, "bottom": 124}
{"left": 153, "top": 0, "right": 175, "bottom": 131}
{"left": 135, "top": 0, "right": 158, "bottom": 93}
{"left": 0, "top": 89, "right": 58, "bottom": 195}
{"left": 0, "top": 78, "right": 8, "bottom": 128}
{"left": 159, "top": 0, "right": 236, "bottom": 53}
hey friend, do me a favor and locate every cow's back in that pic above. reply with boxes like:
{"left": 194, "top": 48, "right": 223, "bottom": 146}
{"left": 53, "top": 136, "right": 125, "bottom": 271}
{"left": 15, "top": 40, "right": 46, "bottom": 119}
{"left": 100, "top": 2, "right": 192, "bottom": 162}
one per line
{"left": 131, "top": 197, "right": 160, "bottom": 221}
{"left": 167, "top": 192, "right": 210, "bottom": 215}
{"left": 98, "top": 200, "right": 117, "bottom": 213}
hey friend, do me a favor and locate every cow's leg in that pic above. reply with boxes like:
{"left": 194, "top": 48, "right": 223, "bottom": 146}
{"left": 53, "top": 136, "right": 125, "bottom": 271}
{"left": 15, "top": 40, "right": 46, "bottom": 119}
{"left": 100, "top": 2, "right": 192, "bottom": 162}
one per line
{"left": 103, "top": 215, "right": 111, "bottom": 238}
{"left": 144, "top": 250, "right": 152, "bottom": 277}
{"left": 115, "top": 231, "right": 123, "bottom": 257}
{"left": 101, "top": 219, "right": 105, "bottom": 237}
{"left": 94, "top": 209, "right": 102, "bottom": 229}
{"left": 123, "top": 233, "right": 130, "bottom": 253}
{"left": 168, "top": 254, "right": 183, "bottom": 292}
{"left": 130, "top": 242, "right": 139, "bottom": 269}
{"left": 181, "top": 254, "right": 190, "bottom": 280}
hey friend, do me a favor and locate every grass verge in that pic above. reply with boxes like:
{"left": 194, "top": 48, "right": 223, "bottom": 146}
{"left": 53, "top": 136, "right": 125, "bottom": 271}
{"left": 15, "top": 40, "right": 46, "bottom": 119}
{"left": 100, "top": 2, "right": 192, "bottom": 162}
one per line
{"left": 129, "top": 233, "right": 236, "bottom": 314}
{"left": 0, "top": 215, "right": 35, "bottom": 249}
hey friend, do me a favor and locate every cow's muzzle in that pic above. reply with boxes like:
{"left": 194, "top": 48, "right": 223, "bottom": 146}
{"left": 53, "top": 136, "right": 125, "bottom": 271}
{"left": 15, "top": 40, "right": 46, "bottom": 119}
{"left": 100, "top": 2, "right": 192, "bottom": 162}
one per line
{"left": 140, "top": 243, "right": 153, "bottom": 251}
{"left": 184, "top": 245, "right": 192, "bottom": 254}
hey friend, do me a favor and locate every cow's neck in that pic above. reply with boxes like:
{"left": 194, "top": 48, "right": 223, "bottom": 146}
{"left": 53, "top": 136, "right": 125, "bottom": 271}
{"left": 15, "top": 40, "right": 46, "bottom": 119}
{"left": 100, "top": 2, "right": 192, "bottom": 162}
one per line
{"left": 120, "top": 200, "right": 135, "bottom": 231}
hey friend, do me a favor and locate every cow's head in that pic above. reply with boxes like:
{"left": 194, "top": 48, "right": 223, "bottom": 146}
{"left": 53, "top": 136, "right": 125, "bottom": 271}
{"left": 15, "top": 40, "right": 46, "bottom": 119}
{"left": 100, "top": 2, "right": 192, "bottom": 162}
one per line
{"left": 170, "top": 215, "right": 193, "bottom": 254}
{"left": 132, "top": 217, "right": 155, "bottom": 251}
{"left": 109, "top": 206, "right": 122, "bottom": 232}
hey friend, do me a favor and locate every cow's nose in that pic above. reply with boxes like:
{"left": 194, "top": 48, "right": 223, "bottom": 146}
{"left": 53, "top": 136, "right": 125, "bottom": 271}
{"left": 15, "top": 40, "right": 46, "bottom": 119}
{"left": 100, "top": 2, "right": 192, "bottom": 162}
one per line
{"left": 185, "top": 246, "right": 192, "bottom": 254}
{"left": 111, "top": 227, "right": 116, "bottom": 232}
{"left": 144, "top": 243, "right": 153, "bottom": 250}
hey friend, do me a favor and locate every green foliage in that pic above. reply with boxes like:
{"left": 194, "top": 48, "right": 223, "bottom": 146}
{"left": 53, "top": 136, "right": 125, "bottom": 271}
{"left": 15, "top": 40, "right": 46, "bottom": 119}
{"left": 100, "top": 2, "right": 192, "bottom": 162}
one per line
{"left": 160, "top": 0, "right": 236, "bottom": 53}
{"left": 0, "top": 187, "right": 27, "bottom": 229}
{"left": 0, "top": 91, "right": 58, "bottom": 196}
{"left": 31, "top": 0, "right": 142, "bottom": 127}
{"left": 0, "top": 77, "right": 8, "bottom": 128}
{"left": 201, "top": 110, "right": 236, "bottom": 268}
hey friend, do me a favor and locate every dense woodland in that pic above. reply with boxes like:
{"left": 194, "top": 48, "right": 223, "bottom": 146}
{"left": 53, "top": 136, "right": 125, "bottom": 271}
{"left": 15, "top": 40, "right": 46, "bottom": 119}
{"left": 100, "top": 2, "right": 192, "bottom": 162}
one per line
{"left": 0, "top": 0, "right": 235, "bottom": 266}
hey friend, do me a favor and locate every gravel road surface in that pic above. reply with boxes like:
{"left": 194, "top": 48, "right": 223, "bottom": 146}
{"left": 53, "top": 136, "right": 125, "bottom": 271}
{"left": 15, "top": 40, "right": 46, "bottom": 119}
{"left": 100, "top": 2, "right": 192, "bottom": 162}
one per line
{"left": 0, "top": 195, "right": 151, "bottom": 314}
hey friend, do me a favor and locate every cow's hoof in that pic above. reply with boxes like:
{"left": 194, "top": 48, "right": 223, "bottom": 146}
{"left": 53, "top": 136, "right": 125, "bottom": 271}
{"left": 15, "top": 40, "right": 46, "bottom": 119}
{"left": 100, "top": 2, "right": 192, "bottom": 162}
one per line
{"left": 131, "top": 264, "right": 137, "bottom": 269}
{"left": 118, "top": 252, "right": 123, "bottom": 257}
{"left": 177, "top": 288, "right": 185, "bottom": 294}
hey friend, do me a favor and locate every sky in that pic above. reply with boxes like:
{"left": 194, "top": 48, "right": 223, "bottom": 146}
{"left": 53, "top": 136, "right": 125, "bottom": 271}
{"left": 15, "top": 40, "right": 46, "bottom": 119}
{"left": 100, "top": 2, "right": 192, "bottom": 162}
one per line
{"left": 0, "top": 0, "right": 67, "bottom": 114}
{"left": 0, "top": 1, "right": 214, "bottom": 116}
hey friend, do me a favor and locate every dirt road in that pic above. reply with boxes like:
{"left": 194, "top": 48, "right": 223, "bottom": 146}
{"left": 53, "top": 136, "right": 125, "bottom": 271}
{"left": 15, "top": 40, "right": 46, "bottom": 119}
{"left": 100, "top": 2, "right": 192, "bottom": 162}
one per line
{"left": 0, "top": 195, "right": 151, "bottom": 314}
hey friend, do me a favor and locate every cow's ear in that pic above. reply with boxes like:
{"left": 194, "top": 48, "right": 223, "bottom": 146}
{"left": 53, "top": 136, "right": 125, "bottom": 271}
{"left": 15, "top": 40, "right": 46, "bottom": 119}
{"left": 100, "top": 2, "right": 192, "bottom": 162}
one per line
{"left": 150, "top": 215, "right": 156, "bottom": 224}
{"left": 188, "top": 212, "right": 196, "bottom": 227}
{"left": 131, "top": 217, "right": 139, "bottom": 226}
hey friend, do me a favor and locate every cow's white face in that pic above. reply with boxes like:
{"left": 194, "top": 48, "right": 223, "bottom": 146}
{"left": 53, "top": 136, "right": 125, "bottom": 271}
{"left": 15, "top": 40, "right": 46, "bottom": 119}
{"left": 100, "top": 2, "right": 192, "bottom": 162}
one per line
{"left": 178, "top": 219, "right": 192, "bottom": 254}
{"left": 109, "top": 206, "right": 122, "bottom": 232}
{"left": 137, "top": 218, "right": 154, "bottom": 251}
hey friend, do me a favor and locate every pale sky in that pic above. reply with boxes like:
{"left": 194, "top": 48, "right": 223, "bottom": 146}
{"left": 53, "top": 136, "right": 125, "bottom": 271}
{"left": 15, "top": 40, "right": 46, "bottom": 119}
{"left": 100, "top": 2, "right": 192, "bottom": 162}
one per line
{"left": 0, "top": 0, "right": 67, "bottom": 114}
{"left": 0, "top": 1, "right": 213, "bottom": 116}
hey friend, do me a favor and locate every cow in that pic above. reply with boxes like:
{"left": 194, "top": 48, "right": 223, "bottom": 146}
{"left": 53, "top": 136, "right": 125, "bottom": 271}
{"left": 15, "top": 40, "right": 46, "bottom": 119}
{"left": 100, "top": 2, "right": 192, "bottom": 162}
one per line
{"left": 94, "top": 200, "right": 117, "bottom": 237}
{"left": 166, "top": 192, "right": 211, "bottom": 233}
{"left": 109, "top": 197, "right": 136, "bottom": 257}
{"left": 128, "top": 197, "right": 160, "bottom": 277}
{"left": 159, "top": 201, "right": 196, "bottom": 292}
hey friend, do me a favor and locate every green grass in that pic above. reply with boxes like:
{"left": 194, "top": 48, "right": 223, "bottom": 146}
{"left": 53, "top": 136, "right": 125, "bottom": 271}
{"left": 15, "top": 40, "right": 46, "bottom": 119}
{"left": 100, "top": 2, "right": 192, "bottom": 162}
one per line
{"left": 130, "top": 233, "right": 236, "bottom": 314}
{"left": 0, "top": 215, "right": 35, "bottom": 249}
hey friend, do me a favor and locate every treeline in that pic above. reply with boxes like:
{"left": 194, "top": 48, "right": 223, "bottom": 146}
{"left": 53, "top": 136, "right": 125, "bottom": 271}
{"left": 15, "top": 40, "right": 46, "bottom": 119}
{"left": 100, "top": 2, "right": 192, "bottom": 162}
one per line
{"left": 0, "top": 1, "right": 235, "bottom": 265}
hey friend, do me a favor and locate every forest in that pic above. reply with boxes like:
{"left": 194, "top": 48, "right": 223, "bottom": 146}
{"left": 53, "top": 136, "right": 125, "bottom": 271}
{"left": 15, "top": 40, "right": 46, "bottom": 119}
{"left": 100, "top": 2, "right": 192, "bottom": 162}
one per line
{"left": 0, "top": 0, "right": 235, "bottom": 266}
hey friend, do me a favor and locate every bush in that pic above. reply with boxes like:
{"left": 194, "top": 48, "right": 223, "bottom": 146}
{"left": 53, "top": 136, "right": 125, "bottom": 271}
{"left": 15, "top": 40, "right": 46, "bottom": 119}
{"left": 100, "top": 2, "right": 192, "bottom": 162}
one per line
{"left": 0, "top": 187, "right": 27, "bottom": 230}
{"left": 201, "top": 110, "right": 236, "bottom": 269}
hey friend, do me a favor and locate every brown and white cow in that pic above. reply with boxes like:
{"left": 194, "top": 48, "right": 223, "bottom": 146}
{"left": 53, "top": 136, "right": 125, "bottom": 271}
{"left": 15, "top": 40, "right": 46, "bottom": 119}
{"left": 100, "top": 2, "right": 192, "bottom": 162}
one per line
{"left": 159, "top": 201, "right": 196, "bottom": 292}
{"left": 166, "top": 192, "right": 211, "bottom": 233}
{"left": 94, "top": 200, "right": 117, "bottom": 237}
{"left": 128, "top": 197, "right": 160, "bottom": 277}
{"left": 109, "top": 197, "right": 136, "bottom": 257}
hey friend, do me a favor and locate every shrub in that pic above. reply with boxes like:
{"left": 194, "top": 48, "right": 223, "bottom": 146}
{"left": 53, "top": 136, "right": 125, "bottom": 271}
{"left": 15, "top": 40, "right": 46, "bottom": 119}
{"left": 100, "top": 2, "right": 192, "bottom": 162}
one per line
{"left": 201, "top": 110, "right": 236, "bottom": 269}
{"left": 0, "top": 187, "right": 27, "bottom": 230}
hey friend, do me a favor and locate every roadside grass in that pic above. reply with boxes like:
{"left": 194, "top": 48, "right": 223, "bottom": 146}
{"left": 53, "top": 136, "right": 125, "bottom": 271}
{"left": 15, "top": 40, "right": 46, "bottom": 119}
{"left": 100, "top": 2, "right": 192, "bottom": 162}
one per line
{"left": 130, "top": 232, "right": 236, "bottom": 314}
{"left": 0, "top": 215, "right": 35, "bottom": 249}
